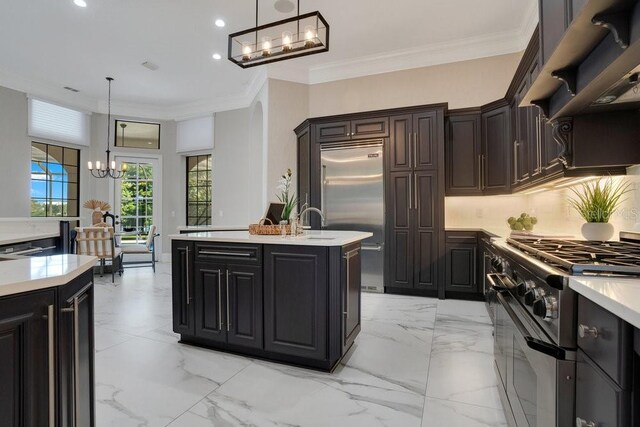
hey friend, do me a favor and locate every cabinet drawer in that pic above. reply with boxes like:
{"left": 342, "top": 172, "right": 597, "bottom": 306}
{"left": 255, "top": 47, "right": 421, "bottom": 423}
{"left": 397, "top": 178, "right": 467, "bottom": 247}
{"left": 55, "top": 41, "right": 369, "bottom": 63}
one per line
{"left": 315, "top": 121, "right": 351, "bottom": 143}
{"left": 194, "top": 243, "right": 262, "bottom": 265}
{"left": 351, "top": 117, "right": 389, "bottom": 139}
{"left": 577, "top": 295, "right": 633, "bottom": 388}
{"left": 445, "top": 231, "right": 477, "bottom": 244}
{"left": 575, "top": 350, "right": 631, "bottom": 427}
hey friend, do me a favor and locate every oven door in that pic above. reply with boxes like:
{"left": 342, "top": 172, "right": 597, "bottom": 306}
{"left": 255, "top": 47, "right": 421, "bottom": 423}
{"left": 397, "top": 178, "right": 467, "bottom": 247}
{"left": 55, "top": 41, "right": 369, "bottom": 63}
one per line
{"left": 496, "top": 292, "right": 575, "bottom": 427}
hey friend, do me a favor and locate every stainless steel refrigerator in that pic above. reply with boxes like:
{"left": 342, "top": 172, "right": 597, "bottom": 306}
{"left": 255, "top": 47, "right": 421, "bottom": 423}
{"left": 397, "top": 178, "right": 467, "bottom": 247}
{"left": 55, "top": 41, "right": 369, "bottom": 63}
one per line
{"left": 320, "top": 141, "right": 384, "bottom": 292}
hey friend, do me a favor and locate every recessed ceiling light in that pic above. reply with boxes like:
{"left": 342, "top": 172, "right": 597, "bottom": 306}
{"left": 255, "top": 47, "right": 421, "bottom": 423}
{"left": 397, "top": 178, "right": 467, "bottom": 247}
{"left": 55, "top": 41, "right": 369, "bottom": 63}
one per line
{"left": 212, "top": 53, "right": 222, "bottom": 60}
{"left": 73, "top": 0, "right": 87, "bottom": 7}
{"left": 215, "top": 19, "right": 225, "bottom": 28}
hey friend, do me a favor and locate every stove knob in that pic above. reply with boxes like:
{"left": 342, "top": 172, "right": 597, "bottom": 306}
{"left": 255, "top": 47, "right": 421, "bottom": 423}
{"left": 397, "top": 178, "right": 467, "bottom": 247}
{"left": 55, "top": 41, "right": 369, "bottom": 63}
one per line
{"left": 524, "top": 289, "right": 536, "bottom": 305}
{"left": 533, "top": 296, "right": 558, "bottom": 320}
{"left": 515, "top": 280, "right": 533, "bottom": 297}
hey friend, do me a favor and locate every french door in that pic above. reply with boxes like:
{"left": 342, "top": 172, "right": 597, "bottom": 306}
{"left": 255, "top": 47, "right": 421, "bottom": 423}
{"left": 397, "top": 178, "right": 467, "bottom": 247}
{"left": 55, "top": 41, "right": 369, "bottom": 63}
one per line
{"left": 113, "top": 155, "right": 162, "bottom": 253}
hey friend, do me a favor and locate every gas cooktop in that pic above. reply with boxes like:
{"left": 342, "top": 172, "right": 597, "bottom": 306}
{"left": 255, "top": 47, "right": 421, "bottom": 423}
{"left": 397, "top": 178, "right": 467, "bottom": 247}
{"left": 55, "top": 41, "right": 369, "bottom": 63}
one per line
{"left": 506, "top": 237, "right": 640, "bottom": 276}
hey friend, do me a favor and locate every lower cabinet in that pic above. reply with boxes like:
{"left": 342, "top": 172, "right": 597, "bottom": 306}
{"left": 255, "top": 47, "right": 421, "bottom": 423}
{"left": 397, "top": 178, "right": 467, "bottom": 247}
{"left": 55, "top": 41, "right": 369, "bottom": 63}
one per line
{"left": 0, "top": 269, "right": 95, "bottom": 427}
{"left": 444, "top": 231, "right": 484, "bottom": 299}
{"left": 173, "top": 240, "right": 360, "bottom": 371}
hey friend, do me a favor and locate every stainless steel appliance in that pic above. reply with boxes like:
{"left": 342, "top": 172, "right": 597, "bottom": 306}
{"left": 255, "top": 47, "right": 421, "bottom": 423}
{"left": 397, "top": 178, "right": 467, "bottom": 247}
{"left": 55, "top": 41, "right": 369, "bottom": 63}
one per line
{"left": 487, "top": 236, "right": 640, "bottom": 426}
{"left": 320, "top": 141, "right": 384, "bottom": 292}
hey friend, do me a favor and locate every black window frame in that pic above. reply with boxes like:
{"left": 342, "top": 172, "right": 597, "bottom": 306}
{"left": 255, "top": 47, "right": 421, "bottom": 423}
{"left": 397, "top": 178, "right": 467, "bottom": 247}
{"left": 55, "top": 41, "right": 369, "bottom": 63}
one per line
{"left": 186, "top": 154, "right": 212, "bottom": 226}
{"left": 30, "top": 141, "right": 81, "bottom": 218}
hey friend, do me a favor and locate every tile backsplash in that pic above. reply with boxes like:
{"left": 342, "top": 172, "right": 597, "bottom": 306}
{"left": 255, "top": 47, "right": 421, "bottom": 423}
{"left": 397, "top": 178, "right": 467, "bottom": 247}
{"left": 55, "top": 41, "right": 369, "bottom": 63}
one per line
{"left": 446, "top": 166, "right": 640, "bottom": 239}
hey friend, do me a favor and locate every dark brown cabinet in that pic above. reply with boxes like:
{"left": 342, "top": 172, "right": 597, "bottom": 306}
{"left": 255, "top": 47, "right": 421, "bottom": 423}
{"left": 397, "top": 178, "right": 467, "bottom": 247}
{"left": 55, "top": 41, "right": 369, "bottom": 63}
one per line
{"left": 539, "top": 0, "right": 569, "bottom": 66}
{"left": 173, "top": 239, "right": 360, "bottom": 371}
{"left": 315, "top": 117, "right": 389, "bottom": 143}
{"left": 390, "top": 112, "right": 438, "bottom": 171}
{"left": 264, "top": 245, "right": 328, "bottom": 360}
{"left": 0, "top": 269, "right": 95, "bottom": 427}
{"left": 481, "top": 103, "right": 511, "bottom": 194}
{"left": 445, "top": 112, "right": 482, "bottom": 195}
{"left": 172, "top": 241, "right": 194, "bottom": 335}
{"left": 445, "top": 232, "right": 481, "bottom": 298}
{"left": 0, "top": 290, "right": 54, "bottom": 427}
{"left": 177, "top": 242, "right": 264, "bottom": 350}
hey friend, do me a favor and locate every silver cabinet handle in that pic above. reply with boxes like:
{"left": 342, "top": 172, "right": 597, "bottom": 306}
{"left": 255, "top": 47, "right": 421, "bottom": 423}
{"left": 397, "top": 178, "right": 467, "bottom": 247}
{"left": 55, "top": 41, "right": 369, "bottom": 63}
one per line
{"left": 344, "top": 253, "right": 350, "bottom": 318}
{"left": 199, "top": 250, "right": 252, "bottom": 257}
{"left": 472, "top": 247, "right": 477, "bottom": 285}
{"left": 481, "top": 155, "right": 486, "bottom": 189}
{"left": 408, "top": 173, "right": 412, "bottom": 210}
{"left": 226, "top": 270, "right": 231, "bottom": 332}
{"left": 576, "top": 417, "right": 596, "bottom": 427}
{"left": 408, "top": 132, "right": 413, "bottom": 169}
{"left": 414, "top": 172, "right": 418, "bottom": 211}
{"left": 344, "top": 248, "right": 360, "bottom": 259}
{"left": 217, "top": 269, "right": 223, "bottom": 331}
{"left": 413, "top": 132, "right": 418, "bottom": 168}
{"left": 513, "top": 140, "right": 518, "bottom": 183}
{"left": 361, "top": 244, "right": 382, "bottom": 252}
{"left": 578, "top": 324, "right": 598, "bottom": 339}
{"left": 185, "top": 246, "right": 190, "bottom": 305}
{"left": 478, "top": 155, "right": 482, "bottom": 189}
{"left": 47, "top": 304, "right": 55, "bottom": 427}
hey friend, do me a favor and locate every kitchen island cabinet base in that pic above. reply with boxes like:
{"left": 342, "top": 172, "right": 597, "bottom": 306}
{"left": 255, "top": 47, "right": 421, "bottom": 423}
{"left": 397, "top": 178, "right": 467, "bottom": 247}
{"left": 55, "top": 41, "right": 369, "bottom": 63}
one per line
{"left": 171, "top": 236, "right": 367, "bottom": 372}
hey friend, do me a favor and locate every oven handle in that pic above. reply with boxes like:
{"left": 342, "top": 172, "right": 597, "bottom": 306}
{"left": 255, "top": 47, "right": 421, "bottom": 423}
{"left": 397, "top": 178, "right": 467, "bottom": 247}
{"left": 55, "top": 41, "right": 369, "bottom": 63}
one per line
{"left": 486, "top": 273, "right": 514, "bottom": 292}
{"left": 497, "top": 292, "right": 567, "bottom": 360}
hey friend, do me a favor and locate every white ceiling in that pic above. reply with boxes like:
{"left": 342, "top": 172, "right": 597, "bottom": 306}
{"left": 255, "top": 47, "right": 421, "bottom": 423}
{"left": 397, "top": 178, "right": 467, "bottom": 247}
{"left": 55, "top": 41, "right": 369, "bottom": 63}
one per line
{"left": 0, "top": 0, "right": 537, "bottom": 119}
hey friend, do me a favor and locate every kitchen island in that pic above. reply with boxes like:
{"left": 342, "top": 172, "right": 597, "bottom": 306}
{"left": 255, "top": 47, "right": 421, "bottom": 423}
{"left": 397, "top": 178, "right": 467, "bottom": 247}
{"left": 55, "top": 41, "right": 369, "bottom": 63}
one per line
{"left": 0, "top": 254, "right": 97, "bottom": 426}
{"left": 170, "top": 230, "right": 372, "bottom": 371}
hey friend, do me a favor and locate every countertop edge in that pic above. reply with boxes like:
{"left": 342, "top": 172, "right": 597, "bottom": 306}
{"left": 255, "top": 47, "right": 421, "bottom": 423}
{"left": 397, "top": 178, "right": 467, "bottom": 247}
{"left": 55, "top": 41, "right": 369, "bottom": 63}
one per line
{"left": 0, "top": 232, "right": 61, "bottom": 246}
{"left": 168, "top": 231, "right": 374, "bottom": 247}
{"left": 569, "top": 278, "right": 640, "bottom": 330}
{"left": 0, "top": 256, "right": 98, "bottom": 298}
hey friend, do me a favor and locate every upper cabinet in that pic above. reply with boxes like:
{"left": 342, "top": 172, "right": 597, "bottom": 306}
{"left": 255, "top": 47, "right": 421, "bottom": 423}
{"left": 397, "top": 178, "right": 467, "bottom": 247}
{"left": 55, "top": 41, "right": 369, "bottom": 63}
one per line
{"left": 445, "top": 111, "right": 482, "bottom": 195}
{"left": 390, "top": 111, "right": 438, "bottom": 171}
{"left": 539, "top": 0, "right": 570, "bottom": 66}
{"left": 481, "top": 102, "right": 511, "bottom": 195}
{"left": 315, "top": 117, "right": 389, "bottom": 143}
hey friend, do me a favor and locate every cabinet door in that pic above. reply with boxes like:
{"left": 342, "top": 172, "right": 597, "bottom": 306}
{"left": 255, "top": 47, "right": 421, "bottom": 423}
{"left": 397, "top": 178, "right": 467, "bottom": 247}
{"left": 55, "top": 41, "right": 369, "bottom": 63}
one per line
{"left": 414, "top": 111, "right": 438, "bottom": 170}
{"left": 351, "top": 117, "right": 389, "bottom": 140}
{"left": 482, "top": 105, "right": 511, "bottom": 194}
{"left": 315, "top": 121, "right": 351, "bottom": 143}
{"left": 58, "top": 271, "right": 95, "bottom": 427}
{"left": 445, "top": 243, "right": 478, "bottom": 293}
{"left": 194, "top": 263, "right": 227, "bottom": 343}
{"left": 414, "top": 171, "right": 438, "bottom": 290}
{"left": 172, "top": 241, "right": 194, "bottom": 335}
{"left": 342, "top": 246, "right": 361, "bottom": 351}
{"left": 515, "top": 81, "right": 531, "bottom": 184}
{"left": 389, "top": 115, "right": 413, "bottom": 171}
{"left": 542, "top": 118, "right": 562, "bottom": 174}
{"left": 387, "top": 171, "right": 414, "bottom": 288}
{"left": 227, "top": 264, "right": 263, "bottom": 350}
{"left": 529, "top": 108, "right": 544, "bottom": 181}
{"left": 297, "top": 127, "right": 311, "bottom": 210}
{"left": 575, "top": 350, "right": 631, "bottom": 427}
{"left": 264, "top": 245, "right": 328, "bottom": 360}
{"left": 445, "top": 114, "right": 482, "bottom": 195}
{"left": 540, "top": 0, "right": 569, "bottom": 65}
{"left": 0, "top": 290, "right": 55, "bottom": 427}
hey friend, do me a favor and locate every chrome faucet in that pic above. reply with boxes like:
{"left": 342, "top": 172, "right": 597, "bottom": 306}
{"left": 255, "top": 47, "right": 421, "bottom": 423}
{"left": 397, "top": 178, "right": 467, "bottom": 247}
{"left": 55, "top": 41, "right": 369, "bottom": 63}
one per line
{"left": 298, "top": 207, "right": 326, "bottom": 230}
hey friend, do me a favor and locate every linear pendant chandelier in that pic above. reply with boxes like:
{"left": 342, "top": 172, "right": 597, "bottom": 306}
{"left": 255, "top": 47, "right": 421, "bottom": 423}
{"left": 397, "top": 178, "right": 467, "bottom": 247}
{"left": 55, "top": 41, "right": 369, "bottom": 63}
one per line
{"left": 228, "top": 0, "right": 329, "bottom": 68}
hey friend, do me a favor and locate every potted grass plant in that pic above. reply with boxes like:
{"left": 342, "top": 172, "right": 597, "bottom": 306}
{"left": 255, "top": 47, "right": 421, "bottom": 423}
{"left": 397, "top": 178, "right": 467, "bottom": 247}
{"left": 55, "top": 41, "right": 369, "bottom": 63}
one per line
{"left": 276, "top": 169, "right": 297, "bottom": 222}
{"left": 568, "top": 178, "right": 631, "bottom": 241}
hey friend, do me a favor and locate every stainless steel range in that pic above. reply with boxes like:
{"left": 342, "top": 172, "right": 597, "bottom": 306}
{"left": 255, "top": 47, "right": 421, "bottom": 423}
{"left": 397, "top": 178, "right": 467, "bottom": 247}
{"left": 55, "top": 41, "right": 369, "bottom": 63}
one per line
{"left": 485, "top": 235, "right": 640, "bottom": 427}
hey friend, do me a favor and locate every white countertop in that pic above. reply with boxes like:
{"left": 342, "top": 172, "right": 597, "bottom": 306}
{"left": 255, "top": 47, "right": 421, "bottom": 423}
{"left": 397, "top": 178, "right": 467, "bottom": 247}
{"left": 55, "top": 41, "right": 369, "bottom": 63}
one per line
{"left": 176, "top": 225, "right": 248, "bottom": 231}
{"left": 0, "top": 232, "right": 60, "bottom": 246}
{"left": 170, "top": 230, "right": 373, "bottom": 247}
{"left": 0, "top": 254, "right": 98, "bottom": 297}
{"left": 569, "top": 276, "right": 640, "bottom": 329}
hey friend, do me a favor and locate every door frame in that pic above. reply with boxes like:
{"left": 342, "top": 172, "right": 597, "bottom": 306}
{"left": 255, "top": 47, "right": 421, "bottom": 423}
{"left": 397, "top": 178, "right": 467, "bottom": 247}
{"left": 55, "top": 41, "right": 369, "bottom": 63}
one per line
{"left": 109, "top": 153, "right": 163, "bottom": 256}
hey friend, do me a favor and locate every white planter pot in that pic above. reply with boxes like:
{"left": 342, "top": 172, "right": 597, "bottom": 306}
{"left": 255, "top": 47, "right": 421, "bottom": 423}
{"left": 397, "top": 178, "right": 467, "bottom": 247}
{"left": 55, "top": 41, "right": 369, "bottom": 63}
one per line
{"left": 581, "top": 222, "right": 614, "bottom": 241}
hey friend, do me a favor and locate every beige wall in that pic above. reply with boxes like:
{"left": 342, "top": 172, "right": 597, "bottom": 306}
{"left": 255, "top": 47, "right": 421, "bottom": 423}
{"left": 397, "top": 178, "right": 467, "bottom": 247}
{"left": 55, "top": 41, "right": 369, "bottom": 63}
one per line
{"left": 267, "top": 79, "right": 309, "bottom": 201}
{"left": 308, "top": 52, "right": 522, "bottom": 117}
{"left": 446, "top": 170, "right": 640, "bottom": 238}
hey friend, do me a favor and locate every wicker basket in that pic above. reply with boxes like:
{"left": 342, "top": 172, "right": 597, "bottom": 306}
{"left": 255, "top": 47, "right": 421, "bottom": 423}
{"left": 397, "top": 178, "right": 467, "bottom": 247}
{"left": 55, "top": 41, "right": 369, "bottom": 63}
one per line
{"left": 248, "top": 218, "right": 293, "bottom": 235}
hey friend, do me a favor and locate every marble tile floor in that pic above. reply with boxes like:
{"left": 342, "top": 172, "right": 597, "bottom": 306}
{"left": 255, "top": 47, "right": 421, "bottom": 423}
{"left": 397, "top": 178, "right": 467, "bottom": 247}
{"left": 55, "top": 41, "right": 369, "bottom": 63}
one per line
{"left": 93, "top": 263, "right": 507, "bottom": 427}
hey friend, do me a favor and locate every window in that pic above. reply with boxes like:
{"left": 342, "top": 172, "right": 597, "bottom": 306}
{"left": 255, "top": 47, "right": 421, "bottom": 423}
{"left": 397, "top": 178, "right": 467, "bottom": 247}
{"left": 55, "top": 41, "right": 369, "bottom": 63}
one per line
{"left": 115, "top": 120, "right": 160, "bottom": 149}
{"left": 31, "top": 142, "right": 80, "bottom": 217}
{"left": 119, "top": 162, "right": 154, "bottom": 232}
{"left": 186, "top": 155, "right": 212, "bottom": 226}
{"left": 28, "top": 98, "right": 90, "bottom": 146}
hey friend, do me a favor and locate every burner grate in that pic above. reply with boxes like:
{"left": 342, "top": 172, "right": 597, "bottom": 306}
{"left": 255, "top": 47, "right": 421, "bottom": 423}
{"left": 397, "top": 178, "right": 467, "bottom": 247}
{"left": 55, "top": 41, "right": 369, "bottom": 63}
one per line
{"left": 506, "top": 238, "right": 640, "bottom": 276}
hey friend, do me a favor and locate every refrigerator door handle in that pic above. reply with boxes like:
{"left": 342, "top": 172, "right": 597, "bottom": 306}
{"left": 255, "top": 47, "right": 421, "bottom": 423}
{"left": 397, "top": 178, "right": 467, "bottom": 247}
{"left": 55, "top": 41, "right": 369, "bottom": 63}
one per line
{"left": 361, "top": 244, "right": 383, "bottom": 252}
{"left": 320, "top": 164, "right": 327, "bottom": 227}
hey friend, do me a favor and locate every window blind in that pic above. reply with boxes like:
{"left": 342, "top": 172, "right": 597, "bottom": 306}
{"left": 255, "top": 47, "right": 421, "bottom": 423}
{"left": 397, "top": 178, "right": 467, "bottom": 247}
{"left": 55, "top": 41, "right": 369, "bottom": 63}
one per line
{"left": 28, "top": 98, "right": 91, "bottom": 146}
{"left": 176, "top": 115, "right": 214, "bottom": 153}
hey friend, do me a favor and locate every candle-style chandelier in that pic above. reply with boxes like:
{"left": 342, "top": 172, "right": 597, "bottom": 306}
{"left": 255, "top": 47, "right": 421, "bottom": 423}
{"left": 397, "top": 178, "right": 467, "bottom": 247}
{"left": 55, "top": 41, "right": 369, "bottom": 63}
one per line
{"left": 88, "top": 77, "right": 127, "bottom": 179}
{"left": 228, "top": 0, "right": 329, "bottom": 68}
